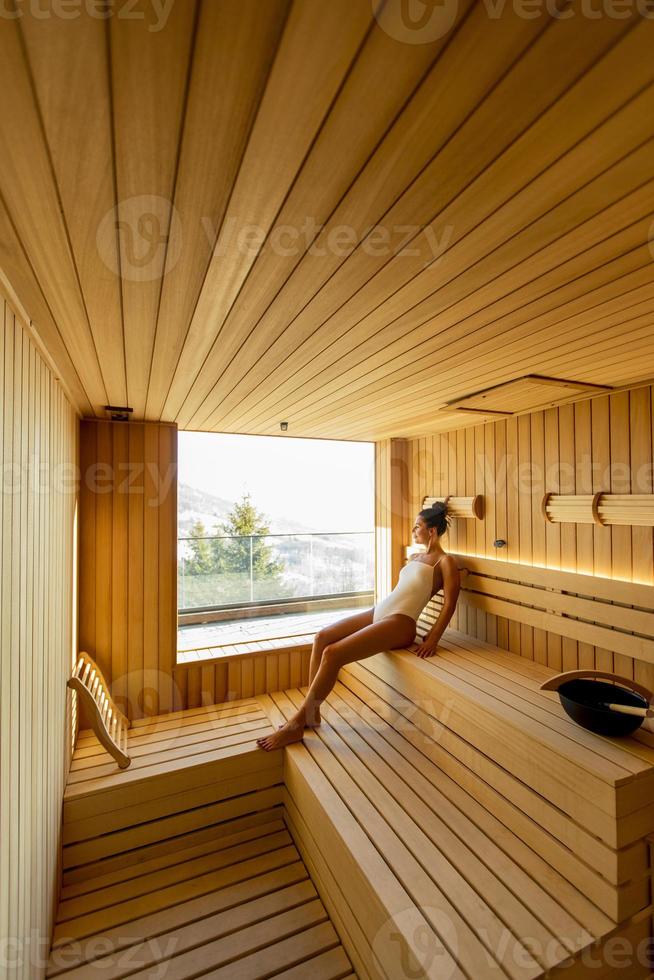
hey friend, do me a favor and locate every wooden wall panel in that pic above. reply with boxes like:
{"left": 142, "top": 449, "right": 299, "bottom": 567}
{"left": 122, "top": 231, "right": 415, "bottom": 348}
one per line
{"left": 0, "top": 292, "right": 78, "bottom": 980}
{"left": 375, "top": 438, "right": 409, "bottom": 604}
{"left": 405, "top": 383, "right": 654, "bottom": 687}
{"left": 78, "top": 419, "right": 177, "bottom": 721}
{"left": 173, "top": 648, "right": 312, "bottom": 711}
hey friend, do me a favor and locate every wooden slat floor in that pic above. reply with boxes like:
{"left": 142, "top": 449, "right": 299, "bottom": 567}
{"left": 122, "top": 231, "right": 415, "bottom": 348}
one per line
{"left": 57, "top": 633, "right": 654, "bottom": 980}
{"left": 48, "top": 813, "right": 355, "bottom": 979}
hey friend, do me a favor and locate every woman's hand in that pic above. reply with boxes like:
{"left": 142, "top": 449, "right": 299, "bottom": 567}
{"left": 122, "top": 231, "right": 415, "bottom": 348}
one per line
{"left": 414, "top": 638, "right": 438, "bottom": 658}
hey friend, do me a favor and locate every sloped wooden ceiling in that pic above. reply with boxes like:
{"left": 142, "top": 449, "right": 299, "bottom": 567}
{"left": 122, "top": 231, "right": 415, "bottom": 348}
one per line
{"left": 0, "top": 0, "right": 653, "bottom": 440}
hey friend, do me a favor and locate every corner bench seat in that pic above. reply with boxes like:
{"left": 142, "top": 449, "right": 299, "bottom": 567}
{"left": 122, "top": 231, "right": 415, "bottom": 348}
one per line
{"left": 271, "top": 683, "right": 652, "bottom": 980}
{"left": 341, "top": 630, "right": 654, "bottom": 922}
{"left": 62, "top": 697, "right": 284, "bottom": 873}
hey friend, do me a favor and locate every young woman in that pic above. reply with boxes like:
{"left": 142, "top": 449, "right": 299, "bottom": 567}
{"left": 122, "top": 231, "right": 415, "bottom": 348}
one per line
{"left": 256, "top": 500, "right": 461, "bottom": 751}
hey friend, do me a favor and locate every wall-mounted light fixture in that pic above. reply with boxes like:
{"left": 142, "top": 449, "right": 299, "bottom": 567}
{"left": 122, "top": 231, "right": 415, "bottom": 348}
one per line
{"left": 104, "top": 405, "right": 133, "bottom": 422}
{"left": 493, "top": 539, "right": 507, "bottom": 548}
{"left": 280, "top": 421, "right": 288, "bottom": 431}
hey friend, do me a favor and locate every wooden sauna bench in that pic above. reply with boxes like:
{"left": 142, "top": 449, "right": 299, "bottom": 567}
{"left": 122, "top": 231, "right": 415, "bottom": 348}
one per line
{"left": 56, "top": 696, "right": 355, "bottom": 979}
{"left": 271, "top": 630, "right": 654, "bottom": 979}
{"left": 62, "top": 697, "right": 283, "bottom": 869}
{"left": 57, "top": 614, "right": 654, "bottom": 977}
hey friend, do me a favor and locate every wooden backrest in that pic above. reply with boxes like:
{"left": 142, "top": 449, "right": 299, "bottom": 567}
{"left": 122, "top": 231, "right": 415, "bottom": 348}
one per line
{"left": 412, "top": 549, "right": 654, "bottom": 666}
{"left": 67, "top": 652, "right": 131, "bottom": 769}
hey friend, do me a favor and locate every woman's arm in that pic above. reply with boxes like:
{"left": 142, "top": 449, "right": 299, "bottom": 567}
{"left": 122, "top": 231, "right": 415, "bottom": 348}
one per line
{"left": 414, "top": 558, "right": 461, "bottom": 658}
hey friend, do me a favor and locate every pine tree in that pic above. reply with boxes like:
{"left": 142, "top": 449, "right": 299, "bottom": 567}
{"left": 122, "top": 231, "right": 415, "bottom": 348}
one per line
{"left": 211, "top": 493, "right": 285, "bottom": 583}
{"left": 184, "top": 520, "right": 214, "bottom": 575}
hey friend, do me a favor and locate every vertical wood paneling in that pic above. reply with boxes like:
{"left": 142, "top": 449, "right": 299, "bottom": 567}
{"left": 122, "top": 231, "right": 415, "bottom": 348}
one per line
{"left": 0, "top": 292, "right": 77, "bottom": 980}
{"left": 630, "top": 387, "right": 654, "bottom": 692}
{"left": 78, "top": 420, "right": 177, "bottom": 720}
{"left": 402, "top": 383, "right": 654, "bottom": 676}
{"left": 158, "top": 425, "right": 177, "bottom": 714}
{"left": 592, "top": 396, "right": 613, "bottom": 674}
{"left": 111, "top": 423, "right": 128, "bottom": 715}
{"left": 376, "top": 437, "right": 412, "bottom": 611}
{"left": 517, "top": 414, "right": 533, "bottom": 659}
{"left": 610, "top": 391, "right": 633, "bottom": 680}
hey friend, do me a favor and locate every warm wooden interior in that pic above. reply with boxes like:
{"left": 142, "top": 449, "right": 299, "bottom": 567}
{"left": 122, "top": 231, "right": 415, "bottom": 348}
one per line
{"left": 0, "top": 291, "right": 78, "bottom": 975}
{"left": 78, "top": 419, "right": 177, "bottom": 720}
{"left": 2, "top": 4, "right": 654, "bottom": 979}
{"left": 1, "top": 6, "right": 654, "bottom": 438}
{"left": 404, "top": 385, "right": 654, "bottom": 693}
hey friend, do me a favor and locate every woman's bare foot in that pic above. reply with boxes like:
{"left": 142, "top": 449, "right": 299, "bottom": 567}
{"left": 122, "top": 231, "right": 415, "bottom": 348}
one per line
{"left": 257, "top": 715, "right": 305, "bottom": 751}
{"left": 276, "top": 705, "right": 321, "bottom": 730}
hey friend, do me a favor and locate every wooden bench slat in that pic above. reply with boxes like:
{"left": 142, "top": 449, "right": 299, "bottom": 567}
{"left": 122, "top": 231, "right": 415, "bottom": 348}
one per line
{"left": 337, "top": 666, "right": 644, "bottom": 923}
{"left": 272, "top": 689, "right": 529, "bottom": 979}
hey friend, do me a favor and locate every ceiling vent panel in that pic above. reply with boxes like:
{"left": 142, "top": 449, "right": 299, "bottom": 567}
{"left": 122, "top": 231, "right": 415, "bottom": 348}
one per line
{"left": 441, "top": 375, "right": 612, "bottom": 417}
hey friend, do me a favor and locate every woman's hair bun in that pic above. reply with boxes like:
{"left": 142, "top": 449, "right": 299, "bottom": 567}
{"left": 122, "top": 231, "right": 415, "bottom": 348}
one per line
{"left": 418, "top": 499, "right": 450, "bottom": 536}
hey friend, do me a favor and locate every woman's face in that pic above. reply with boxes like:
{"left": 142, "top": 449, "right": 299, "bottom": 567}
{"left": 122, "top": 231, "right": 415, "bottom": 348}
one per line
{"left": 412, "top": 515, "right": 434, "bottom": 546}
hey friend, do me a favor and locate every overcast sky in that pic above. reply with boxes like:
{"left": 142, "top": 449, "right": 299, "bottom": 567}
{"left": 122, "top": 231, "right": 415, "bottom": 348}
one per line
{"left": 179, "top": 431, "right": 375, "bottom": 533}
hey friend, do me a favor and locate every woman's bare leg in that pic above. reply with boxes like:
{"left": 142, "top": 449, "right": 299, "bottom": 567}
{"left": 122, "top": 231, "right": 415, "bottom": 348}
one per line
{"left": 303, "top": 608, "right": 374, "bottom": 727}
{"left": 257, "top": 614, "right": 415, "bottom": 750}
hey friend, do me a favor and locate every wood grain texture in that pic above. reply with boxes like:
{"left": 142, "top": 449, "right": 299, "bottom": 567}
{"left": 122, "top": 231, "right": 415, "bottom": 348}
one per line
{"left": 406, "top": 384, "right": 654, "bottom": 687}
{"left": 78, "top": 419, "right": 177, "bottom": 720}
{"left": 0, "top": 290, "right": 78, "bottom": 980}
{"left": 0, "top": 9, "right": 652, "bottom": 436}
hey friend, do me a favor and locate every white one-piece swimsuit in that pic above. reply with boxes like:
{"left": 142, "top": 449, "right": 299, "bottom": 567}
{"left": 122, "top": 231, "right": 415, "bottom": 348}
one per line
{"left": 372, "top": 556, "right": 444, "bottom": 624}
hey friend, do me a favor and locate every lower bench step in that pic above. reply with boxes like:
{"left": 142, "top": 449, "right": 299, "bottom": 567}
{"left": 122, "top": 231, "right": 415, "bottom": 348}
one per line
{"left": 48, "top": 813, "right": 354, "bottom": 979}
{"left": 268, "top": 686, "right": 654, "bottom": 980}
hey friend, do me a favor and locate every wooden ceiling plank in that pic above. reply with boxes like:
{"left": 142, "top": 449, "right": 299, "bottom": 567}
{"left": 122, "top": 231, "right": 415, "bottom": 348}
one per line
{"left": 0, "top": 200, "right": 90, "bottom": 415}
{"left": 197, "top": 11, "right": 644, "bottom": 431}
{"left": 0, "top": 18, "right": 107, "bottom": 412}
{"left": 20, "top": 6, "right": 127, "bottom": 407}
{"left": 284, "top": 262, "right": 654, "bottom": 433}
{"left": 249, "top": 245, "right": 654, "bottom": 436}
{"left": 179, "top": 1, "right": 546, "bottom": 428}
{"left": 269, "top": 319, "right": 654, "bottom": 437}
{"left": 297, "top": 323, "right": 654, "bottom": 439}
{"left": 109, "top": 0, "right": 197, "bottom": 418}
{"left": 164, "top": 0, "right": 383, "bottom": 423}
{"left": 146, "top": 0, "right": 291, "bottom": 420}
{"left": 228, "top": 138, "right": 654, "bottom": 431}
{"left": 277, "top": 259, "right": 654, "bottom": 433}
{"left": 214, "top": 32, "right": 654, "bottom": 433}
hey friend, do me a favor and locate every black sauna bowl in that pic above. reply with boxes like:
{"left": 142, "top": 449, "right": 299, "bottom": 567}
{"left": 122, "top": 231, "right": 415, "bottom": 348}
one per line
{"left": 540, "top": 670, "right": 653, "bottom": 738}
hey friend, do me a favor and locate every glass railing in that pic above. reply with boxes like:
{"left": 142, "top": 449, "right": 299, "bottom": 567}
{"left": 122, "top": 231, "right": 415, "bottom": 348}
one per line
{"left": 178, "top": 530, "right": 375, "bottom": 613}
